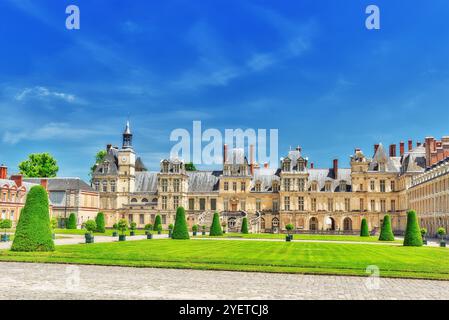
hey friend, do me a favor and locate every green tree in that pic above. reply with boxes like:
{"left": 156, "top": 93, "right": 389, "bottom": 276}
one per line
{"left": 89, "top": 150, "right": 107, "bottom": 179}
{"left": 67, "top": 213, "right": 77, "bottom": 229}
{"left": 18, "top": 153, "right": 58, "bottom": 178}
{"left": 285, "top": 223, "right": 294, "bottom": 235}
{"left": 378, "top": 215, "right": 395, "bottom": 241}
{"left": 185, "top": 162, "right": 197, "bottom": 171}
{"left": 241, "top": 217, "right": 249, "bottom": 234}
{"left": 11, "top": 185, "right": 55, "bottom": 252}
{"left": 95, "top": 212, "right": 105, "bottom": 233}
{"left": 403, "top": 210, "right": 423, "bottom": 247}
{"left": 83, "top": 220, "right": 97, "bottom": 235}
{"left": 360, "top": 218, "right": 369, "bottom": 237}
{"left": 209, "top": 212, "right": 223, "bottom": 236}
{"left": 117, "top": 219, "right": 128, "bottom": 235}
{"left": 172, "top": 207, "right": 190, "bottom": 240}
{"left": 0, "top": 219, "right": 12, "bottom": 235}
{"left": 154, "top": 215, "right": 162, "bottom": 232}
{"left": 437, "top": 227, "right": 446, "bottom": 240}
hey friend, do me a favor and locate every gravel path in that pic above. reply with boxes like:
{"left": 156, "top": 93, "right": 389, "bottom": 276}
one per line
{"left": 0, "top": 262, "right": 447, "bottom": 300}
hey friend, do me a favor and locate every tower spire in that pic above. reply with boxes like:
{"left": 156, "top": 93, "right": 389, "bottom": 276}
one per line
{"left": 122, "top": 119, "right": 133, "bottom": 149}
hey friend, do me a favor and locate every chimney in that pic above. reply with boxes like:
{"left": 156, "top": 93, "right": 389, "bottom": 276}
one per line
{"left": 437, "top": 147, "right": 444, "bottom": 162}
{"left": 223, "top": 144, "right": 228, "bottom": 164}
{"left": 264, "top": 162, "right": 269, "bottom": 169}
{"left": 310, "top": 162, "right": 314, "bottom": 169}
{"left": 40, "top": 179, "right": 48, "bottom": 191}
{"left": 0, "top": 165, "right": 7, "bottom": 180}
{"left": 249, "top": 144, "right": 255, "bottom": 175}
{"left": 374, "top": 144, "right": 379, "bottom": 155}
{"left": 443, "top": 141, "right": 449, "bottom": 159}
{"left": 10, "top": 175, "right": 23, "bottom": 187}
{"left": 296, "top": 146, "right": 302, "bottom": 152}
{"left": 389, "top": 144, "right": 397, "bottom": 157}
{"left": 425, "top": 137, "right": 436, "bottom": 167}
{"left": 417, "top": 141, "right": 422, "bottom": 147}
{"left": 400, "top": 141, "right": 405, "bottom": 156}
{"left": 408, "top": 140, "right": 413, "bottom": 152}
{"left": 106, "top": 144, "right": 112, "bottom": 152}
{"left": 333, "top": 159, "right": 338, "bottom": 179}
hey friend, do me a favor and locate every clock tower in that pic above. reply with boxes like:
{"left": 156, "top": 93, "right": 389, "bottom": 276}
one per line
{"left": 117, "top": 121, "right": 136, "bottom": 207}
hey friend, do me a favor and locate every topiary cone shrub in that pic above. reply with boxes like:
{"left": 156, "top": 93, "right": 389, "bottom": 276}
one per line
{"left": 11, "top": 185, "right": 55, "bottom": 252}
{"left": 209, "top": 212, "right": 223, "bottom": 236}
{"left": 172, "top": 207, "right": 190, "bottom": 240}
{"left": 241, "top": 217, "right": 249, "bottom": 234}
{"left": 379, "top": 215, "right": 395, "bottom": 241}
{"left": 403, "top": 210, "right": 423, "bottom": 247}
{"left": 154, "top": 215, "right": 162, "bottom": 233}
{"left": 360, "top": 218, "right": 369, "bottom": 237}
{"left": 67, "top": 212, "right": 77, "bottom": 229}
{"left": 95, "top": 212, "right": 105, "bottom": 233}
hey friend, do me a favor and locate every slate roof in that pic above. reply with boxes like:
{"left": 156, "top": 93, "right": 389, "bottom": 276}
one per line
{"left": 251, "top": 168, "right": 280, "bottom": 192}
{"left": 368, "top": 143, "right": 400, "bottom": 172}
{"left": 0, "top": 179, "right": 38, "bottom": 191}
{"left": 134, "top": 172, "right": 158, "bottom": 193}
{"left": 308, "top": 168, "right": 352, "bottom": 192}
{"left": 401, "top": 145, "right": 426, "bottom": 174}
{"left": 187, "top": 171, "right": 221, "bottom": 192}
{"left": 23, "top": 178, "right": 95, "bottom": 192}
{"left": 93, "top": 153, "right": 119, "bottom": 175}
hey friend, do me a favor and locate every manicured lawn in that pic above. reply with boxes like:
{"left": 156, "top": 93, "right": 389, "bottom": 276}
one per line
{"left": 209, "top": 232, "right": 402, "bottom": 243}
{"left": 0, "top": 239, "right": 448, "bottom": 280}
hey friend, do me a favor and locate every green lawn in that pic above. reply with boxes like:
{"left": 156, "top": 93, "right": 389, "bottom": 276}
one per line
{"left": 210, "top": 232, "right": 402, "bottom": 243}
{"left": 0, "top": 239, "right": 448, "bottom": 280}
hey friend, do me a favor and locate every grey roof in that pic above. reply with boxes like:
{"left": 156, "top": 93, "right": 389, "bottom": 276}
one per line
{"left": 251, "top": 168, "right": 280, "bottom": 192}
{"left": 187, "top": 171, "right": 221, "bottom": 192}
{"left": 135, "top": 157, "right": 147, "bottom": 172}
{"left": 368, "top": 144, "right": 400, "bottom": 173}
{"left": 308, "top": 168, "right": 352, "bottom": 192}
{"left": 124, "top": 120, "right": 131, "bottom": 135}
{"left": 281, "top": 149, "right": 307, "bottom": 170}
{"left": 0, "top": 179, "right": 38, "bottom": 191}
{"left": 401, "top": 145, "right": 426, "bottom": 173}
{"left": 23, "top": 178, "right": 95, "bottom": 192}
{"left": 135, "top": 172, "right": 158, "bottom": 193}
{"left": 93, "top": 153, "right": 118, "bottom": 175}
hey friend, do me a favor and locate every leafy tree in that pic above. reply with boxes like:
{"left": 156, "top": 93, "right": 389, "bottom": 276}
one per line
{"left": 0, "top": 219, "right": 12, "bottom": 235}
{"left": 172, "top": 207, "right": 190, "bottom": 240}
{"left": 403, "top": 210, "right": 423, "bottom": 247}
{"left": 154, "top": 215, "right": 162, "bottom": 232}
{"left": 156, "top": 224, "right": 163, "bottom": 234}
{"left": 117, "top": 219, "right": 128, "bottom": 235}
{"left": 18, "top": 153, "right": 58, "bottom": 178}
{"left": 50, "top": 218, "right": 58, "bottom": 231}
{"left": 360, "top": 218, "right": 369, "bottom": 237}
{"left": 130, "top": 222, "right": 137, "bottom": 231}
{"left": 11, "top": 185, "right": 55, "bottom": 252}
{"left": 241, "top": 217, "right": 249, "bottom": 234}
{"left": 95, "top": 212, "right": 105, "bottom": 233}
{"left": 145, "top": 224, "right": 153, "bottom": 231}
{"left": 83, "top": 220, "right": 97, "bottom": 235}
{"left": 192, "top": 225, "right": 198, "bottom": 233}
{"left": 420, "top": 228, "right": 428, "bottom": 238}
{"left": 67, "top": 213, "right": 77, "bottom": 229}
{"left": 185, "top": 162, "right": 197, "bottom": 171}
{"left": 437, "top": 227, "right": 446, "bottom": 240}
{"left": 89, "top": 150, "right": 107, "bottom": 179}
{"left": 379, "top": 215, "right": 395, "bottom": 241}
{"left": 285, "top": 223, "right": 294, "bottom": 235}
{"left": 209, "top": 212, "right": 223, "bottom": 236}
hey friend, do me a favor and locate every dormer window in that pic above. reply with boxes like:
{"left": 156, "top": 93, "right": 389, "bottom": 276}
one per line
{"left": 298, "top": 160, "right": 305, "bottom": 172}
{"left": 340, "top": 181, "right": 347, "bottom": 192}
{"left": 162, "top": 162, "right": 169, "bottom": 173}
{"left": 272, "top": 182, "right": 279, "bottom": 192}
{"left": 283, "top": 160, "right": 290, "bottom": 172}
{"left": 325, "top": 181, "right": 332, "bottom": 192}
{"left": 255, "top": 181, "right": 262, "bottom": 192}
{"left": 311, "top": 182, "right": 318, "bottom": 192}
{"left": 379, "top": 162, "right": 386, "bottom": 172}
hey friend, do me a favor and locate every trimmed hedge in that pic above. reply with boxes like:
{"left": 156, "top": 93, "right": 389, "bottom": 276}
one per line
{"left": 241, "top": 217, "right": 249, "bottom": 234}
{"left": 67, "top": 213, "right": 77, "bottom": 229}
{"left": 154, "top": 215, "right": 162, "bottom": 232}
{"left": 172, "top": 207, "right": 190, "bottom": 240}
{"left": 209, "top": 212, "right": 223, "bottom": 236}
{"left": 95, "top": 212, "right": 105, "bottom": 233}
{"left": 403, "top": 210, "right": 423, "bottom": 247}
{"left": 11, "top": 185, "right": 55, "bottom": 252}
{"left": 360, "top": 218, "right": 369, "bottom": 237}
{"left": 379, "top": 215, "right": 395, "bottom": 241}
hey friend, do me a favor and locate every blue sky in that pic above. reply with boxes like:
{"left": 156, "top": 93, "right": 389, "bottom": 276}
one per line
{"left": 1, "top": 0, "right": 449, "bottom": 180}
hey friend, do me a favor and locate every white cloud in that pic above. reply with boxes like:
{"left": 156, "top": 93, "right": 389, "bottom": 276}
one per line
{"left": 15, "top": 86, "right": 76, "bottom": 103}
{"left": 2, "top": 123, "right": 107, "bottom": 145}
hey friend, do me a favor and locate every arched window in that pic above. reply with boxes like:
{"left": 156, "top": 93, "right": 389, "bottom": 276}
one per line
{"left": 309, "top": 217, "right": 318, "bottom": 231}
{"left": 272, "top": 217, "right": 279, "bottom": 227}
{"left": 142, "top": 198, "right": 148, "bottom": 203}
{"left": 152, "top": 198, "right": 158, "bottom": 203}
{"left": 228, "top": 217, "right": 236, "bottom": 228}
{"left": 130, "top": 198, "right": 138, "bottom": 203}
{"left": 260, "top": 218, "right": 266, "bottom": 230}
{"left": 343, "top": 217, "right": 352, "bottom": 231}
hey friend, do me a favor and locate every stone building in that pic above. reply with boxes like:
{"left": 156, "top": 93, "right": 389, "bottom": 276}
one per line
{"left": 92, "top": 122, "right": 449, "bottom": 234}
{"left": 409, "top": 137, "right": 449, "bottom": 236}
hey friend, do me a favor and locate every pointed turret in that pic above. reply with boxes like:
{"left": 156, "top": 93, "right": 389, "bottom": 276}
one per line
{"left": 122, "top": 120, "right": 133, "bottom": 149}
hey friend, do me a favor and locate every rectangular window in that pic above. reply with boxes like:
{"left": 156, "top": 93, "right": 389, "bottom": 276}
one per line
{"left": 370, "top": 200, "right": 376, "bottom": 212}
{"left": 224, "top": 199, "right": 229, "bottom": 211}
{"left": 240, "top": 200, "right": 246, "bottom": 211}
{"left": 380, "top": 199, "right": 386, "bottom": 212}
{"left": 391, "top": 200, "right": 396, "bottom": 212}
{"left": 298, "top": 179, "right": 305, "bottom": 192}
{"left": 311, "top": 198, "right": 317, "bottom": 212}
{"left": 345, "top": 198, "right": 350, "bottom": 212}
{"left": 128, "top": 214, "right": 133, "bottom": 223}
{"left": 284, "top": 196, "right": 290, "bottom": 211}
{"left": 370, "top": 181, "right": 375, "bottom": 191}
{"left": 360, "top": 199, "right": 364, "bottom": 212}
{"left": 161, "top": 179, "right": 168, "bottom": 192}
{"left": 224, "top": 182, "right": 229, "bottom": 191}
{"left": 241, "top": 182, "right": 246, "bottom": 192}
{"left": 162, "top": 196, "right": 167, "bottom": 210}
{"left": 390, "top": 181, "right": 395, "bottom": 192}
{"left": 328, "top": 198, "right": 333, "bottom": 212}
{"left": 232, "top": 182, "right": 237, "bottom": 191}
{"left": 210, "top": 199, "right": 217, "bottom": 211}
{"left": 173, "top": 196, "right": 179, "bottom": 209}
{"left": 162, "top": 215, "right": 166, "bottom": 224}
{"left": 298, "top": 196, "right": 304, "bottom": 211}
{"left": 380, "top": 180, "right": 386, "bottom": 193}
{"left": 273, "top": 200, "right": 279, "bottom": 212}
{"left": 199, "top": 198, "right": 206, "bottom": 211}
{"left": 139, "top": 214, "right": 144, "bottom": 225}
{"left": 256, "top": 199, "right": 261, "bottom": 211}
{"left": 188, "top": 198, "right": 195, "bottom": 210}
{"left": 173, "top": 179, "right": 180, "bottom": 192}
{"left": 284, "top": 179, "right": 291, "bottom": 191}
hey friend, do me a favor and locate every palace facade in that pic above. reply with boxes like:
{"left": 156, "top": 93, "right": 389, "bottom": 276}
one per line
{"left": 91, "top": 122, "right": 449, "bottom": 235}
